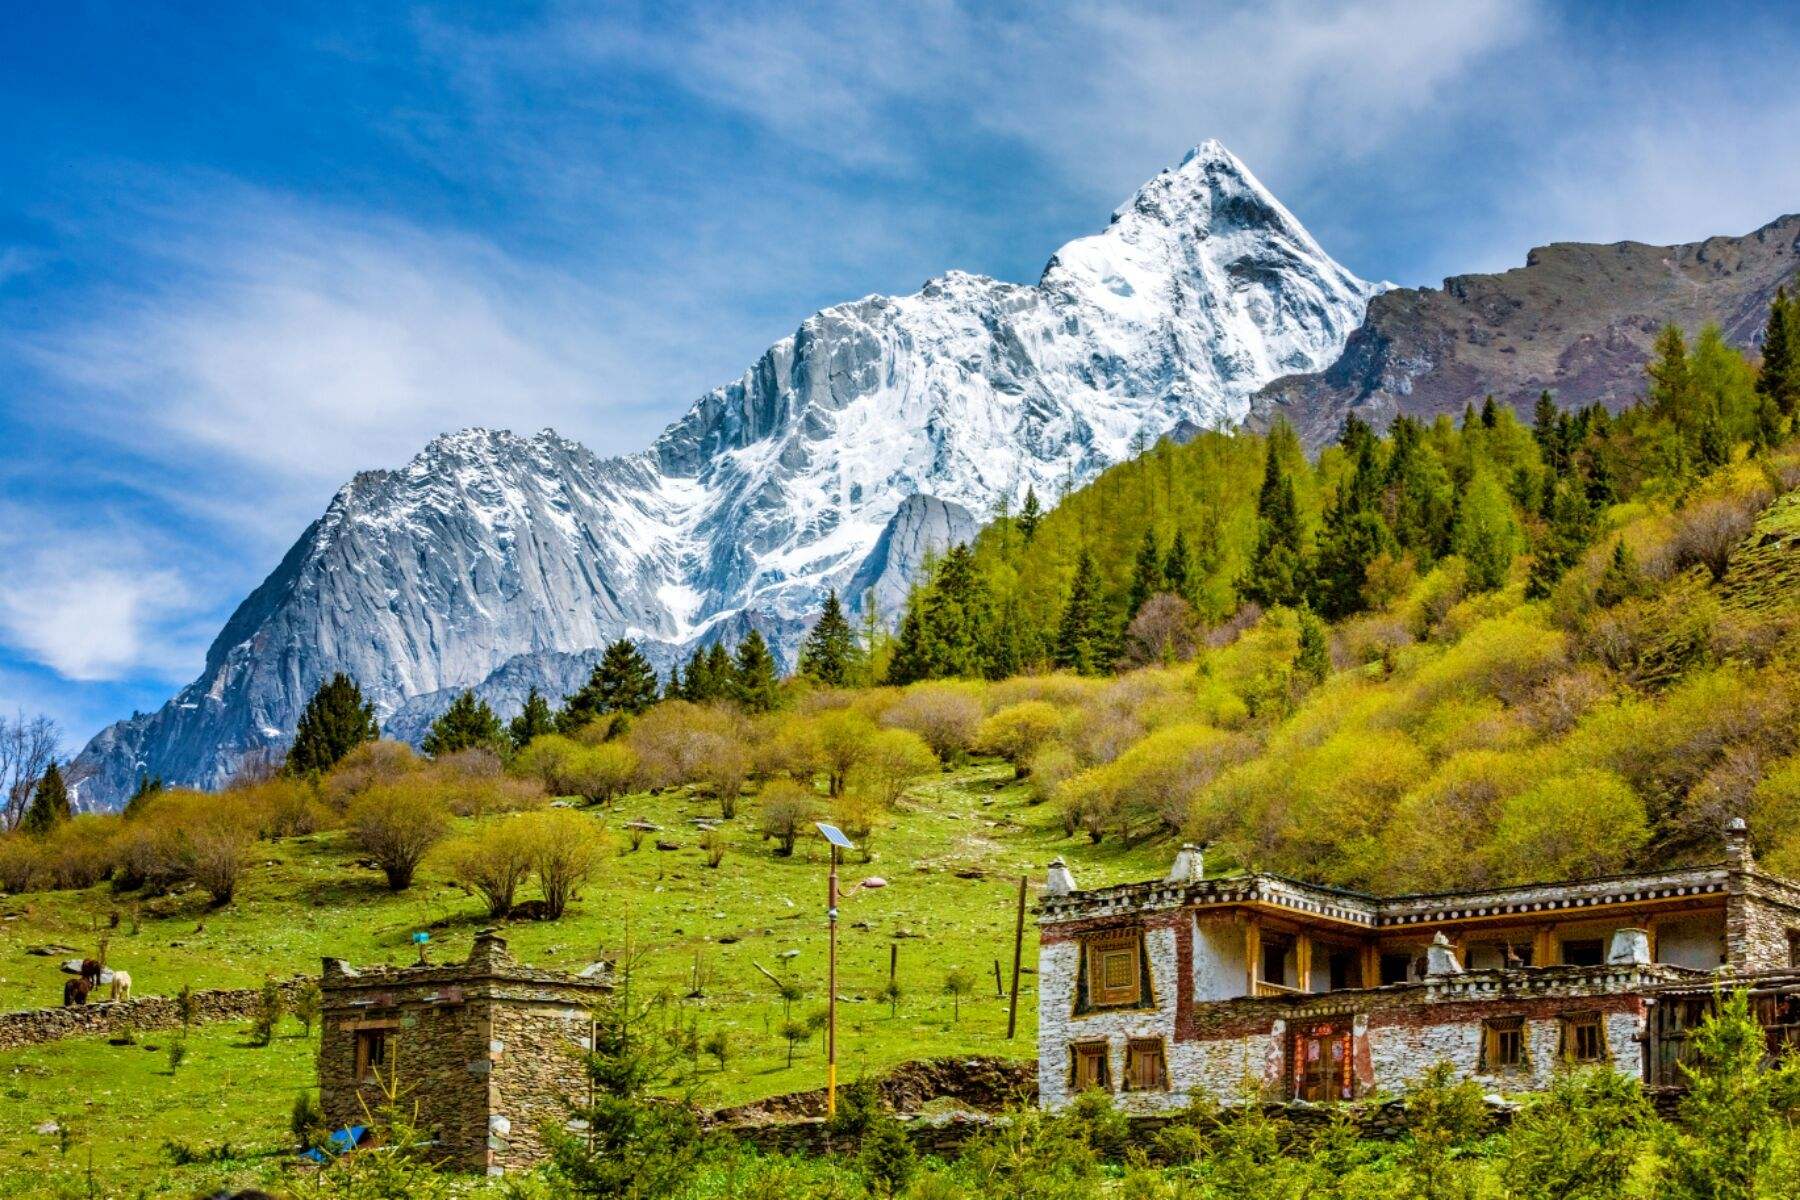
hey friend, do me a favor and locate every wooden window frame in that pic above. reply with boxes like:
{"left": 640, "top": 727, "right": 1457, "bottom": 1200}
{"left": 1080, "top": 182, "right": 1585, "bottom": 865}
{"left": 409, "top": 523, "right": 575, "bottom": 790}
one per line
{"left": 1081, "top": 930, "right": 1148, "bottom": 1011}
{"left": 1070, "top": 1040, "right": 1111, "bottom": 1092}
{"left": 1482, "top": 1016, "right": 1526, "bottom": 1073}
{"left": 1123, "top": 1038, "right": 1169, "bottom": 1092}
{"left": 1787, "top": 929, "right": 1800, "bottom": 970}
{"left": 1559, "top": 1011, "right": 1607, "bottom": 1064}
{"left": 354, "top": 1027, "right": 392, "bottom": 1084}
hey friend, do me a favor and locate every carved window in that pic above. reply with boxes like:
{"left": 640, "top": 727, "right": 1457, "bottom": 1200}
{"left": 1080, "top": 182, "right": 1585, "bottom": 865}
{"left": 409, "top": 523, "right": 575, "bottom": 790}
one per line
{"left": 1071, "top": 1041, "right": 1111, "bottom": 1092}
{"left": 1560, "top": 1012, "right": 1606, "bottom": 1063}
{"left": 1482, "top": 1016, "right": 1526, "bottom": 1072}
{"left": 354, "top": 1028, "right": 389, "bottom": 1083}
{"left": 1084, "top": 931, "right": 1146, "bottom": 1009}
{"left": 1124, "top": 1038, "right": 1168, "bottom": 1092}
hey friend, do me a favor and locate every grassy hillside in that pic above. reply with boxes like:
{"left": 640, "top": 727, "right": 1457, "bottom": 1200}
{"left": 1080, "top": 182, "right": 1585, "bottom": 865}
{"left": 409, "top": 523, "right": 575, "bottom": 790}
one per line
{"left": 0, "top": 762, "right": 1168, "bottom": 1196}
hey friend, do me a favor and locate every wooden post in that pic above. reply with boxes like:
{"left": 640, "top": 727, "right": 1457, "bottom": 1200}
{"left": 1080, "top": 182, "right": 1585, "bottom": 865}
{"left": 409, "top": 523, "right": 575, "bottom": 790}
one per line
{"left": 827, "top": 844, "right": 839, "bottom": 1118}
{"left": 1361, "top": 943, "right": 1380, "bottom": 989}
{"left": 1244, "top": 917, "right": 1262, "bottom": 996}
{"left": 1295, "top": 933, "right": 1313, "bottom": 994}
{"left": 1006, "top": 874, "right": 1027, "bottom": 1039}
{"left": 1533, "top": 925, "right": 1555, "bottom": 967}
{"left": 890, "top": 942, "right": 898, "bottom": 984}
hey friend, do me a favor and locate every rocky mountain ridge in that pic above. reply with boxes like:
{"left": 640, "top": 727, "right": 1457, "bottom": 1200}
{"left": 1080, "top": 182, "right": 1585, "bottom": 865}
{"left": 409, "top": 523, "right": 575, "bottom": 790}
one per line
{"left": 72, "top": 141, "right": 1378, "bottom": 804}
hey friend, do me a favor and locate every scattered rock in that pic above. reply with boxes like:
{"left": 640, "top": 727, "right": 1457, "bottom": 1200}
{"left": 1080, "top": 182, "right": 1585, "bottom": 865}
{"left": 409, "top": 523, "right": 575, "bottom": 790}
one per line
{"left": 860, "top": 876, "right": 888, "bottom": 889}
{"left": 719, "top": 935, "right": 740, "bottom": 945}
{"left": 655, "top": 840, "right": 681, "bottom": 851}
{"left": 625, "top": 820, "right": 662, "bottom": 831}
{"left": 777, "top": 949, "right": 801, "bottom": 961}
{"left": 953, "top": 869, "right": 985, "bottom": 880}
{"left": 25, "top": 945, "right": 76, "bottom": 957}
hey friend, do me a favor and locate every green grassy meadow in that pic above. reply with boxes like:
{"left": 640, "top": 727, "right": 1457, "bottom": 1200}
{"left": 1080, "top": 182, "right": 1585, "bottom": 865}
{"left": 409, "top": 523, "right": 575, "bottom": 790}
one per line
{"left": 0, "top": 761, "right": 1169, "bottom": 1195}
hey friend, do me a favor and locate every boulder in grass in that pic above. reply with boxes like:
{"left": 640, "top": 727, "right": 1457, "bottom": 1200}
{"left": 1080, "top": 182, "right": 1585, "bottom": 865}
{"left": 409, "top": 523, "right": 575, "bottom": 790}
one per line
{"left": 860, "top": 877, "right": 888, "bottom": 889}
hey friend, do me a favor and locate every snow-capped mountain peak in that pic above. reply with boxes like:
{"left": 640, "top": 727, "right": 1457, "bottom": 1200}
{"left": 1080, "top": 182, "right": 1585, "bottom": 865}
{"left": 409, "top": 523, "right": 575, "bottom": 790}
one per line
{"left": 73, "top": 142, "right": 1379, "bottom": 805}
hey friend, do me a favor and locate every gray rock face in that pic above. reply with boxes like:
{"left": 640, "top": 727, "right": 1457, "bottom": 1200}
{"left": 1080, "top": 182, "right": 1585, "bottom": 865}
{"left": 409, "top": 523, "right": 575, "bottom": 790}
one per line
{"left": 846, "top": 495, "right": 980, "bottom": 622}
{"left": 72, "top": 141, "right": 1377, "bottom": 807}
{"left": 1250, "top": 214, "right": 1800, "bottom": 448}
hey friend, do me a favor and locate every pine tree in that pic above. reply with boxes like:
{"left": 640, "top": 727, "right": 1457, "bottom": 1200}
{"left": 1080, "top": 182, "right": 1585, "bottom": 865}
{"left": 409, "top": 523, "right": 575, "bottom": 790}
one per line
{"left": 662, "top": 661, "right": 684, "bottom": 702}
{"left": 704, "top": 643, "right": 736, "bottom": 698}
{"left": 1384, "top": 417, "right": 1454, "bottom": 561}
{"left": 1161, "top": 529, "right": 1193, "bottom": 601}
{"left": 285, "top": 673, "right": 380, "bottom": 776}
{"left": 797, "top": 589, "right": 856, "bottom": 687}
{"left": 678, "top": 647, "right": 711, "bottom": 702}
{"left": 1480, "top": 396, "right": 1499, "bottom": 429}
{"left": 124, "top": 773, "right": 164, "bottom": 819}
{"left": 1647, "top": 324, "right": 1696, "bottom": 428}
{"left": 1594, "top": 540, "right": 1645, "bottom": 608}
{"left": 1125, "top": 528, "right": 1164, "bottom": 618}
{"left": 1531, "top": 392, "right": 1563, "bottom": 470}
{"left": 22, "top": 761, "right": 71, "bottom": 835}
{"left": 559, "top": 640, "right": 660, "bottom": 731}
{"left": 1017, "top": 486, "right": 1043, "bottom": 542}
{"left": 1525, "top": 482, "right": 1594, "bottom": 600}
{"left": 1755, "top": 287, "right": 1797, "bottom": 416}
{"left": 508, "top": 687, "right": 556, "bottom": 751}
{"left": 732, "top": 631, "right": 780, "bottom": 712}
{"left": 1313, "top": 437, "right": 1393, "bottom": 618}
{"left": 883, "top": 593, "right": 932, "bottom": 686}
{"left": 1295, "top": 608, "right": 1330, "bottom": 685}
{"left": 1054, "top": 550, "right": 1107, "bottom": 675}
{"left": 1452, "top": 471, "right": 1520, "bottom": 592}
{"left": 1242, "top": 435, "right": 1309, "bottom": 608}
{"left": 422, "top": 691, "right": 506, "bottom": 758}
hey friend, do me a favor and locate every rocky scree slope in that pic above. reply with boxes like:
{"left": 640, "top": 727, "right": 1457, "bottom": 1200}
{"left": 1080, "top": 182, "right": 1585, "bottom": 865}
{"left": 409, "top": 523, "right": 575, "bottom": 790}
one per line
{"left": 1250, "top": 214, "right": 1800, "bottom": 448}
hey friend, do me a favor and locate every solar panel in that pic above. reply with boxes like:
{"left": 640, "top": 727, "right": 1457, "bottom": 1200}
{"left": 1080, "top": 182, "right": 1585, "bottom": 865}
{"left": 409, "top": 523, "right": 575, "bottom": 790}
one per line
{"left": 815, "top": 822, "right": 856, "bottom": 850}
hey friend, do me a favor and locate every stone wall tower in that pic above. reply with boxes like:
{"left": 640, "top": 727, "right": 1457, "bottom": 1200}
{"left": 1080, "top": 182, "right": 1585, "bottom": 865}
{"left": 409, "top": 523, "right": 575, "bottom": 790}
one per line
{"left": 318, "top": 930, "right": 609, "bottom": 1174}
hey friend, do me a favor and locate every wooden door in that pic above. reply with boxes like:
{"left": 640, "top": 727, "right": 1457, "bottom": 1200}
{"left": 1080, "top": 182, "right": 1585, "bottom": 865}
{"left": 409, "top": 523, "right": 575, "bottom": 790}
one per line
{"left": 1291, "top": 1019, "right": 1355, "bottom": 1102}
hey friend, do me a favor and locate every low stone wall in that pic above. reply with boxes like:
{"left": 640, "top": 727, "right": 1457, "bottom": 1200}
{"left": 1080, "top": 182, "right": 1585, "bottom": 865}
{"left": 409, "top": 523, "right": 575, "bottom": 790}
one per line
{"left": 0, "top": 978, "right": 312, "bottom": 1051}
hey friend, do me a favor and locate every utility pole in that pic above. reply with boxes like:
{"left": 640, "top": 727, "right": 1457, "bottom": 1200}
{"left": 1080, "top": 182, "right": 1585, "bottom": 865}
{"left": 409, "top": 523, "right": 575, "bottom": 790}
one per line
{"left": 814, "top": 821, "right": 856, "bottom": 1119}
{"left": 1006, "top": 874, "right": 1027, "bottom": 1039}
{"left": 827, "top": 840, "right": 839, "bottom": 1117}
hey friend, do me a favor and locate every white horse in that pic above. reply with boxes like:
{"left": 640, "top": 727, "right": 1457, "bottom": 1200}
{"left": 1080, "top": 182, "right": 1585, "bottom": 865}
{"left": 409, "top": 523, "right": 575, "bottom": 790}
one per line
{"left": 109, "top": 970, "right": 132, "bottom": 1003}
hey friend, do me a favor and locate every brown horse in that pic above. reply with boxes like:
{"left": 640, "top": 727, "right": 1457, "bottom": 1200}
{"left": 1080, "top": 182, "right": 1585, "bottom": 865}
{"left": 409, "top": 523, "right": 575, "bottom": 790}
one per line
{"left": 62, "top": 977, "right": 91, "bottom": 1006}
{"left": 79, "top": 959, "right": 102, "bottom": 988}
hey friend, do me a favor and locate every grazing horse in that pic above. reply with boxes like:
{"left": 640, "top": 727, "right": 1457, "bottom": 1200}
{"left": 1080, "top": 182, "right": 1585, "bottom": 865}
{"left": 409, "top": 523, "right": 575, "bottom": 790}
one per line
{"left": 79, "top": 959, "right": 103, "bottom": 989}
{"left": 109, "top": 970, "right": 132, "bottom": 1003}
{"left": 62, "top": 977, "right": 91, "bottom": 1006}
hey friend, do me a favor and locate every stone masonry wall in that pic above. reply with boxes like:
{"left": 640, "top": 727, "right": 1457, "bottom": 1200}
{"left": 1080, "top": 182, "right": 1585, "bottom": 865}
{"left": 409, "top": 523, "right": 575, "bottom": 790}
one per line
{"left": 0, "top": 979, "right": 310, "bottom": 1051}
{"left": 489, "top": 999, "right": 593, "bottom": 1172}
{"left": 1038, "top": 917, "right": 1183, "bottom": 1112}
{"left": 1730, "top": 875, "right": 1800, "bottom": 971}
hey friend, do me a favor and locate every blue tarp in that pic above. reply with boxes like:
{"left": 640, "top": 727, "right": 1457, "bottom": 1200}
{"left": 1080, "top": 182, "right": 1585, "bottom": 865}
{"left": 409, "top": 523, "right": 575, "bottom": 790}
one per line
{"left": 298, "top": 1125, "right": 367, "bottom": 1162}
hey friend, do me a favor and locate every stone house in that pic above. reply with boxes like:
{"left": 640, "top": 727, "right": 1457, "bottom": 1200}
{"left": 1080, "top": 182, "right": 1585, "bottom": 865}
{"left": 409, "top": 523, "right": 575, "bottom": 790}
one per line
{"left": 318, "top": 930, "right": 609, "bottom": 1174}
{"left": 1036, "top": 821, "right": 1800, "bottom": 1111}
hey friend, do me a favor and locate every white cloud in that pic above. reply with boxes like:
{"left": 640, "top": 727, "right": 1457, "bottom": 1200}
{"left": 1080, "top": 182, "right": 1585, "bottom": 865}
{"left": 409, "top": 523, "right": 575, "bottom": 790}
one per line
{"left": 0, "top": 510, "right": 200, "bottom": 682}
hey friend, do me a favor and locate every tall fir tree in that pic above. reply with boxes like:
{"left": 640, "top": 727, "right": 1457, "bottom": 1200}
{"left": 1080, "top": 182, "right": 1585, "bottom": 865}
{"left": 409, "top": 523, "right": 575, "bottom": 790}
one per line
{"left": 22, "top": 761, "right": 71, "bottom": 835}
{"left": 797, "top": 589, "right": 856, "bottom": 687}
{"left": 422, "top": 691, "right": 507, "bottom": 758}
{"left": 1647, "top": 324, "right": 1697, "bottom": 429}
{"left": 1016, "top": 486, "right": 1043, "bottom": 543}
{"left": 1161, "top": 529, "right": 1193, "bottom": 601}
{"left": 285, "top": 673, "right": 380, "bottom": 776}
{"left": 1755, "top": 287, "right": 1798, "bottom": 416}
{"left": 1383, "top": 417, "right": 1454, "bottom": 561}
{"left": 1242, "top": 434, "right": 1309, "bottom": 608}
{"left": 883, "top": 593, "right": 932, "bottom": 686}
{"left": 732, "top": 630, "right": 780, "bottom": 712}
{"left": 559, "top": 640, "right": 659, "bottom": 731}
{"left": 704, "top": 643, "right": 736, "bottom": 698}
{"left": 1525, "top": 481, "right": 1595, "bottom": 600}
{"left": 508, "top": 687, "right": 556, "bottom": 751}
{"left": 1452, "top": 471, "right": 1520, "bottom": 592}
{"left": 1295, "top": 607, "right": 1330, "bottom": 685}
{"left": 1125, "top": 528, "right": 1164, "bottom": 618}
{"left": 1054, "top": 549, "right": 1108, "bottom": 675}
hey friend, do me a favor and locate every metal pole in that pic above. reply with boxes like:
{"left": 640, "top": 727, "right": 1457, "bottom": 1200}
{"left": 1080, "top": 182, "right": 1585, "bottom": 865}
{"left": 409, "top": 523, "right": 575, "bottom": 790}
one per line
{"left": 1006, "top": 874, "right": 1027, "bottom": 1039}
{"left": 827, "top": 843, "right": 840, "bottom": 1117}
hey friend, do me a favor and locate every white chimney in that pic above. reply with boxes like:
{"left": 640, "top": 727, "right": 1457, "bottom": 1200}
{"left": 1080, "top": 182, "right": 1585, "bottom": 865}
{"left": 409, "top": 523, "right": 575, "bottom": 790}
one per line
{"left": 1168, "top": 843, "right": 1205, "bottom": 883}
{"left": 1045, "top": 857, "right": 1078, "bottom": 897}
{"left": 1425, "top": 932, "right": 1463, "bottom": 976}
{"left": 1608, "top": 927, "right": 1652, "bottom": 966}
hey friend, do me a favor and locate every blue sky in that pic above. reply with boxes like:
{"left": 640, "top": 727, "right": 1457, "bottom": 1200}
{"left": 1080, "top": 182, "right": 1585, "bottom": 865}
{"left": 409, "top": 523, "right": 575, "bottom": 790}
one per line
{"left": 4, "top": 0, "right": 1800, "bottom": 751}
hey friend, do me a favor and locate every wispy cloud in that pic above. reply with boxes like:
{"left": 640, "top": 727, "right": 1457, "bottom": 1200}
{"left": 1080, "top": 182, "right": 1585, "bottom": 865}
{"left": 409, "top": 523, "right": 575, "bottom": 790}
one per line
{"left": 0, "top": 506, "right": 203, "bottom": 682}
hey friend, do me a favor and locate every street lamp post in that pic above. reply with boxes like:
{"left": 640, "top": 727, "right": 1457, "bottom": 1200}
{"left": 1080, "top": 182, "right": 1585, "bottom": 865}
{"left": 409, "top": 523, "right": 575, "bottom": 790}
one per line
{"left": 815, "top": 822, "right": 857, "bottom": 1118}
